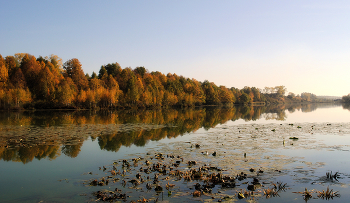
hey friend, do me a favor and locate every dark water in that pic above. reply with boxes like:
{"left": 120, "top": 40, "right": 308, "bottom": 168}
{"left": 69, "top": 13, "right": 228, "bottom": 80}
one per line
{"left": 0, "top": 103, "right": 349, "bottom": 202}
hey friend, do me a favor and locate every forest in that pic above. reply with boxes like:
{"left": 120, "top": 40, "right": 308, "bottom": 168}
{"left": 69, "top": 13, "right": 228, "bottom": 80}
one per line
{"left": 0, "top": 53, "right": 341, "bottom": 110}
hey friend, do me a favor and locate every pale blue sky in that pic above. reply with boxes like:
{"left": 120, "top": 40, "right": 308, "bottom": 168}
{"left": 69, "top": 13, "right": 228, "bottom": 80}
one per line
{"left": 1, "top": 0, "right": 350, "bottom": 96}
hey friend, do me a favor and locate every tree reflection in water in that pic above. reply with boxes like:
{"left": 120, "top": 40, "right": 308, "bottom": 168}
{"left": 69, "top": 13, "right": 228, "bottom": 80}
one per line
{"left": 0, "top": 103, "right": 342, "bottom": 163}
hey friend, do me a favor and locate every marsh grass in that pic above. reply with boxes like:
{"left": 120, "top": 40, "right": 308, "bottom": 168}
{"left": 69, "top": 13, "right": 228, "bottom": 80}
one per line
{"left": 317, "top": 186, "right": 340, "bottom": 199}
{"left": 326, "top": 171, "right": 340, "bottom": 181}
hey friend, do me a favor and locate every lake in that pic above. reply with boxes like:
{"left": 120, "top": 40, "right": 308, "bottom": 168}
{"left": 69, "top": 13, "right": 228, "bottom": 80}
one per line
{"left": 0, "top": 103, "right": 349, "bottom": 202}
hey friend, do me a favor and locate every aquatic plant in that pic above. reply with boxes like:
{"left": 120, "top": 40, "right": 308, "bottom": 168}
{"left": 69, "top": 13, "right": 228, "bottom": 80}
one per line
{"left": 317, "top": 186, "right": 339, "bottom": 199}
{"left": 326, "top": 171, "right": 340, "bottom": 181}
{"left": 81, "top": 122, "right": 350, "bottom": 202}
{"left": 193, "top": 190, "right": 201, "bottom": 197}
{"left": 272, "top": 181, "right": 287, "bottom": 191}
{"left": 293, "top": 188, "right": 314, "bottom": 200}
{"left": 263, "top": 187, "right": 279, "bottom": 198}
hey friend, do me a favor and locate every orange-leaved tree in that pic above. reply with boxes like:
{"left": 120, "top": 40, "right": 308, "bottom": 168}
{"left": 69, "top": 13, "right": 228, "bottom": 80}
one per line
{"left": 63, "top": 58, "right": 88, "bottom": 91}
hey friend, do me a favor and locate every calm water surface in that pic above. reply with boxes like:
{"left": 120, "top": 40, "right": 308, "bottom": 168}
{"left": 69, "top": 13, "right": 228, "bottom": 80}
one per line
{"left": 0, "top": 103, "right": 349, "bottom": 202}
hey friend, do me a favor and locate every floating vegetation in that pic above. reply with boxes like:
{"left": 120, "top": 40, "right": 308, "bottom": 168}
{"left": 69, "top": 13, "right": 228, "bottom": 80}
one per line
{"left": 237, "top": 189, "right": 252, "bottom": 199}
{"left": 294, "top": 187, "right": 340, "bottom": 201}
{"left": 2, "top": 117, "right": 349, "bottom": 202}
{"left": 326, "top": 171, "right": 340, "bottom": 181}
{"left": 93, "top": 189, "right": 127, "bottom": 201}
{"left": 263, "top": 187, "right": 279, "bottom": 198}
{"left": 271, "top": 181, "right": 287, "bottom": 191}
{"left": 79, "top": 122, "right": 350, "bottom": 202}
{"left": 317, "top": 186, "right": 340, "bottom": 199}
{"left": 293, "top": 188, "right": 314, "bottom": 200}
{"left": 83, "top": 149, "right": 293, "bottom": 202}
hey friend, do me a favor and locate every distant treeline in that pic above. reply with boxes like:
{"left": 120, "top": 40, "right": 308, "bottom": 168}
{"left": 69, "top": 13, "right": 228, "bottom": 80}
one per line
{"left": 0, "top": 53, "right": 339, "bottom": 109}
{"left": 342, "top": 94, "right": 350, "bottom": 103}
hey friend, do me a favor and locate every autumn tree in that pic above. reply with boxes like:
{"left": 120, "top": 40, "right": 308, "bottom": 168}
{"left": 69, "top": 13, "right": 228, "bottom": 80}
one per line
{"left": 301, "top": 92, "right": 317, "bottom": 102}
{"left": 118, "top": 67, "right": 134, "bottom": 92}
{"left": 275, "top": 85, "right": 286, "bottom": 98}
{"left": 10, "top": 88, "right": 32, "bottom": 107}
{"left": 37, "top": 65, "right": 56, "bottom": 102}
{"left": 242, "top": 86, "right": 254, "bottom": 102}
{"left": 251, "top": 87, "right": 262, "bottom": 102}
{"left": 0, "top": 55, "right": 8, "bottom": 84}
{"left": 104, "top": 75, "right": 121, "bottom": 107}
{"left": 219, "top": 86, "right": 234, "bottom": 104}
{"left": 190, "top": 79, "right": 206, "bottom": 105}
{"left": 45, "top": 60, "right": 63, "bottom": 86}
{"left": 56, "top": 77, "right": 75, "bottom": 106}
{"left": 76, "top": 89, "right": 87, "bottom": 107}
{"left": 48, "top": 54, "right": 63, "bottom": 71}
{"left": 287, "top": 92, "right": 295, "bottom": 99}
{"left": 63, "top": 58, "right": 88, "bottom": 90}
{"left": 20, "top": 54, "right": 42, "bottom": 92}
{"left": 89, "top": 78, "right": 102, "bottom": 90}
{"left": 14, "top": 53, "right": 27, "bottom": 64}
{"left": 202, "top": 80, "right": 220, "bottom": 105}
{"left": 4, "top": 56, "right": 19, "bottom": 80}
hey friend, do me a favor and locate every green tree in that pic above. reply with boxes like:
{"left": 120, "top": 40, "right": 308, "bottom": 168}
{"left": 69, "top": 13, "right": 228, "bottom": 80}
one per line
{"left": 104, "top": 63, "right": 122, "bottom": 77}
{"left": 202, "top": 80, "right": 220, "bottom": 105}
{"left": 251, "top": 87, "right": 261, "bottom": 102}
{"left": 98, "top": 66, "right": 108, "bottom": 79}
{"left": 91, "top": 71, "right": 97, "bottom": 79}
{"left": 238, "top": 92, "right": 251, "bottom": 103}
{"left": 342, "top": 94, "right": 350, "bottom": 103}
{"left": 125, "top": 75, "right": 139, "bottom": 104}
{"left": 134, "top": 66, "right": 147, "bottom": 78}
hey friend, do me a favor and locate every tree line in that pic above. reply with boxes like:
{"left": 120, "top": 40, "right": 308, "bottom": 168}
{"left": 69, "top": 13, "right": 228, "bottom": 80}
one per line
{"left": 342, "top": 94, "right": 350, "bottom": 103}
{"left": 0, "top": 53, "right": 337, "bottom": 109}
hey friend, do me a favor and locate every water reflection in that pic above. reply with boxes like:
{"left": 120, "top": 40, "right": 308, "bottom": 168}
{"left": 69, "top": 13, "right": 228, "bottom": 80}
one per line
{"left": 343, "top": 103, "right": 350, "bottom": 111}
{"left": 0, "top": 103, "right": 344, "bottom": 163}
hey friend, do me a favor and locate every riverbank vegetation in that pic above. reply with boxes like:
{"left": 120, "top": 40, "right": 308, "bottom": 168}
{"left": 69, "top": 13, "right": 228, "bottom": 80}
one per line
{"left": 0, "top": 53, "right": 342, "bottom": 110}
{"left": 342, "top": 94, "right": 350, "bottom": 103}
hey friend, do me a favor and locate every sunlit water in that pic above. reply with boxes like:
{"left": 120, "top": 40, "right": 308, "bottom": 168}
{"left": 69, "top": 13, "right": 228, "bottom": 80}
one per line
{"left": 0, "top": 104, "right": 349, "bottom": 202}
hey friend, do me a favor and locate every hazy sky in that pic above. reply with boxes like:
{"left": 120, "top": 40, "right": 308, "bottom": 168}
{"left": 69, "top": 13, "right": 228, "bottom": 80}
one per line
{"left": 1, "top": 1, "right": 349, "bottom": 96}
